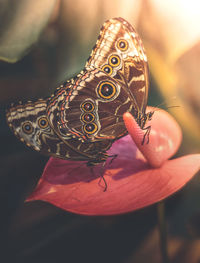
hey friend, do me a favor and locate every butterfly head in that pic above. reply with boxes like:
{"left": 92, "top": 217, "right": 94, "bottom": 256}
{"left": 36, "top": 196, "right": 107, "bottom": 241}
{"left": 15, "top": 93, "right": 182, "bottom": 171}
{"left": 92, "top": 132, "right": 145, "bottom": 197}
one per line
{"left": 134, "top": 110, "right": 154, "bottom": 129}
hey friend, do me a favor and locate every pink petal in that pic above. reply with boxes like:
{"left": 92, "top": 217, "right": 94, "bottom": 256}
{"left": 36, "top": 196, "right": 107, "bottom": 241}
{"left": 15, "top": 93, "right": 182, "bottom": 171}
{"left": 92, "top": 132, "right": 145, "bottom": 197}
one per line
{"left": 27, "top": 134, "right": 200, "bottom": 215}
{"left": 123, "top": 108, "right": 182, "bottom": 167}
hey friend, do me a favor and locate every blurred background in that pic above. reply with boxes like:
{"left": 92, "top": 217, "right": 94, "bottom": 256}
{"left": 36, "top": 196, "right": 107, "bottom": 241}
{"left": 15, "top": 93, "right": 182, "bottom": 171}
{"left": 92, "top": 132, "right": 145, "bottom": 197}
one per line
{"left": 0, "top": 0, "right": 200, "bottom": 262}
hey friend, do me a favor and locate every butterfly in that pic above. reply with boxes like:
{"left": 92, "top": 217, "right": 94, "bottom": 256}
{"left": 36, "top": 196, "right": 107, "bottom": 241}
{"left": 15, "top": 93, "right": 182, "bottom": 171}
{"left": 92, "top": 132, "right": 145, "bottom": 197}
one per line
{"left": 6, "top": 17, "right": 153, "bottom": 167}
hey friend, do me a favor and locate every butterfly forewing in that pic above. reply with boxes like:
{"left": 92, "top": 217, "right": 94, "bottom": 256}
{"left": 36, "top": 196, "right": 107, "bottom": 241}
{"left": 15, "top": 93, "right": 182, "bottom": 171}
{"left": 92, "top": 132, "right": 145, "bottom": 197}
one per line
{"left": 86, "top": 17, "right": 149, "bottom": 117}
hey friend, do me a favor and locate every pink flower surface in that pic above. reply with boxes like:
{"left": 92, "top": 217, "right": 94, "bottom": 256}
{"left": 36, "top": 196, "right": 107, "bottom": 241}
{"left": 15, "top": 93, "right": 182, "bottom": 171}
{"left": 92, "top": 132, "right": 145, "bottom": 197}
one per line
{"left": 27, "top": 108, "right": 200, "bottom": 215}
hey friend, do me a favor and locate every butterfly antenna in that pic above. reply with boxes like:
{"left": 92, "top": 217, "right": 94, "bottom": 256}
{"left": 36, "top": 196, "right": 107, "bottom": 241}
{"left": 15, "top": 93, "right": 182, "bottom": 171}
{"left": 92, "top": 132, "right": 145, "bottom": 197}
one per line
{"left": 150, "top": 97, "right": 180, "bottom": 112}
{"left": 164, "top": 105, "right": 180, "bottom": 110}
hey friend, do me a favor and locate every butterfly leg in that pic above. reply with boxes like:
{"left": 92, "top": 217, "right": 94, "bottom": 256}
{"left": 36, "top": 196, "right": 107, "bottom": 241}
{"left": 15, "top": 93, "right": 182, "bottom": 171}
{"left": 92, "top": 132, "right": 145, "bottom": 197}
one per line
{"left": 97, "top": 162, "right": 108, "bottom": 192}
{"left": 108, "top": 154, "right": 118, "bottom": 165}
{"left": 98, "top": 173, "right": 107, "bottom": 192}
{"left": 100, "top": 161, "right": 108, "bottom": 192}
{"left": 89, "top": 165, "right": 107, "bottom": 192}
{"left": 98, "top": 154, "right": 118, "bottom": 191}
{"left": 142, "top": 125, "right": 151, "bottom": 145}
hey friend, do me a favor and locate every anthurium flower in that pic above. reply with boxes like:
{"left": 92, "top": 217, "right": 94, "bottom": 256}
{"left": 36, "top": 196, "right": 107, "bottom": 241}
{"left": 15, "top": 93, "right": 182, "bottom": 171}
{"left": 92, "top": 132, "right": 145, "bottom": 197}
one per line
{"left": 27, "top": 108, "right": 200, "bottom": 216}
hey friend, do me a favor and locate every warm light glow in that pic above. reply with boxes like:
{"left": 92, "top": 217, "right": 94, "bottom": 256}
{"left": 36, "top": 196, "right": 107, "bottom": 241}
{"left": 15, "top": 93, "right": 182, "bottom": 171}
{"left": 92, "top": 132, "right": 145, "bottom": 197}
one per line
{"left": 152, "top": 0, "right": 200, "bottom": 60}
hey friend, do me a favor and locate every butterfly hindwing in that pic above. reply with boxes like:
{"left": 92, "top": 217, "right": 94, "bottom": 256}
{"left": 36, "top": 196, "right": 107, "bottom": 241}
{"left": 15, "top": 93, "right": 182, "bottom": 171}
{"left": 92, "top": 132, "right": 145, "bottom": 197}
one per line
{"left": 6, "top": 100, "right": 60, "bottom": 154}
{"left": 47, "top": 72, "right": 116, "bottom": 161}
{"left": 6, "top": 99, "right": 92, "bottom": 161}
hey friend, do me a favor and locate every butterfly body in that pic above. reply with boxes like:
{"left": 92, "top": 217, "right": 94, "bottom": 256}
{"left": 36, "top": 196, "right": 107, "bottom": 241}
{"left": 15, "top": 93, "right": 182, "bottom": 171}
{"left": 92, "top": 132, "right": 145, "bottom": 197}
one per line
{"left": 6, "top": 17, "right": 153, "bottom": 165}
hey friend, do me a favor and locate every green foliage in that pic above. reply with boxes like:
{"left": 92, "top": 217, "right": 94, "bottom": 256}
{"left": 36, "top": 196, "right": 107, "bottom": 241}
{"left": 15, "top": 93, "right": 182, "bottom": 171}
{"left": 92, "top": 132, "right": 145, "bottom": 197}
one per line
{"left": 0, "top": 0, "right": 56, "bottom": 63}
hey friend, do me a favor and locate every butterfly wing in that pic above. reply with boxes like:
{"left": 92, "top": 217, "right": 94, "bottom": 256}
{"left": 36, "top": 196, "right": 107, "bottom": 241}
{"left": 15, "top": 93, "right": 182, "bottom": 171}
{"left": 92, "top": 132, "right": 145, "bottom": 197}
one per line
{"left": 47, "top": 66, "right": 136, "bottom": 146}
{"left": 6, "top": 99, "right": 95, "bottom": 161}
{"left": 6, "top": 100, "right": 63, "bottom": 156}
{"left": 7, "top": 17, "right": 150, "bottom": 164}
{"left": 47, "top": 17, "right": 149, "bottom": 146}
{"left": 86, "top": 17, "right": 149, "bottom": 116}
{"left": 47, "top": 80, "right": 114, "bottom": 161}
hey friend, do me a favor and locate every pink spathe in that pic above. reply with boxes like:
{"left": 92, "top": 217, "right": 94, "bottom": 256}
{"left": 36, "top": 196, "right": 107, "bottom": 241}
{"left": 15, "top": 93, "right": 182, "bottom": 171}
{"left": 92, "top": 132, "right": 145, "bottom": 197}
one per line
{"left": 27, "top": 108, "right": 200, "bottom": 216}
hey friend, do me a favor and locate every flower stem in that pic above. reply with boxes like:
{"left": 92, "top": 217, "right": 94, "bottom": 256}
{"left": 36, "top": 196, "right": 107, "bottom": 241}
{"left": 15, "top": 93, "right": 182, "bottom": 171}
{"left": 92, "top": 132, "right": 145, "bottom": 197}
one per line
{"left": 157, "top": 201, "right": 169, "bottom": 263}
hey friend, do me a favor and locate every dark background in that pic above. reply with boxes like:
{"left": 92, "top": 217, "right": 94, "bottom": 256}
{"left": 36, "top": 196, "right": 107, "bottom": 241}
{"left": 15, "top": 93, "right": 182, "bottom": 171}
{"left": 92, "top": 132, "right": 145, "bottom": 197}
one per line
{"left": 0, "top": 3, "right": 200, "bottom": 263}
